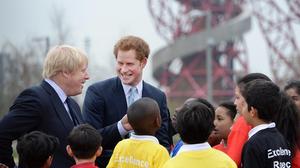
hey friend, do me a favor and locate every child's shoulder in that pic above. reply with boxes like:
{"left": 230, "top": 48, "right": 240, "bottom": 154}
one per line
{"left": 208, "top": 149, "right": 237, "bottom": 166}
{"left": 114, "top": 138, "right": 132, "bottom": 147}
{"left": 210, "top": 148, "right": 230, "bottom": 156}
{"left": 249, "top": 127, "right": 280, "bottom": 141}
{"left": 154, "top": 142, "right": 169, "bottom": 152}
{"left": 138, "top": 139, "right": 168, "bottom": 153}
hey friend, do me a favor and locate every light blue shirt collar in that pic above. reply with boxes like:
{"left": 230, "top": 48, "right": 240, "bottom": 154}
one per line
{"left": 45, "top": 78, "right": 67, "bottom": 103}
{"left": 122, "top": 80, "right": 143, "bottom": 98}
{"left": 248, "top": 122, "right": 276, "bottom": 139}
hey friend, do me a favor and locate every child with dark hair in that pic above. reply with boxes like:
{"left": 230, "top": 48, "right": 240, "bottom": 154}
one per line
{"left": 227, "top": 72, "right": 271, "bottom": 166}
{"left": 240, "top": 80, "right": 291, "bottom": 168}
{"left": 16, "top": 131, "right": 59, "bottom": 168}
{"left": 213, "top": 101, "right": 237, "bottom": 153}
{"left": 170, "top": 97, "right": 218, "bottom": 157}
{"left": 163, "top": 101, "right": 236, "bottom": 168}
{"left": 67, "top": 124, "right": 102, "bottom": 168}
{"left": 171, "top": 98, "right": 215, "bottom": 133}
{"left": 284, "top": 80, "right": 300, "bottom": 110}
{"left": 282, "top": 80, "right": 300, "bottom": 168}
{"left": 107, "top": 97, "right": 170, "bottom": 168}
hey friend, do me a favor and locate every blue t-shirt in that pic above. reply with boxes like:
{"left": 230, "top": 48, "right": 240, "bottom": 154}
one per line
{"left": 170, "top": 140, "right": 183, "bottom": 157}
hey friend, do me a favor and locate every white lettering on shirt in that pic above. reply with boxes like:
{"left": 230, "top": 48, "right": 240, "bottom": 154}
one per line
{"left": 267, "top": 147, "right": 291, "bottom": 159}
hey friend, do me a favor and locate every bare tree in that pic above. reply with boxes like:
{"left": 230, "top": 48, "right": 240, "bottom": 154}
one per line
{"left": 0, "top": 42, "right": 43, "bottom": 117}
{"left": 51, "top": 6, "right": 72, "bottom": 44}
{"left": 0, "top": 6, "right": 75, "bottom": 117}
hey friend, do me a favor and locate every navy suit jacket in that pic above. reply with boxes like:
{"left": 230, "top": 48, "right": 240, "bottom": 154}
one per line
{"left": 0, "top": 80, "right": 83, "bottom": 168}
{"left": 83, "top": 77, "right": 171, "bottom": 165}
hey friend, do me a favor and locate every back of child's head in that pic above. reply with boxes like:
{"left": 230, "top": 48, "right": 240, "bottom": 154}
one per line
{"left": 237, "top": 73, "right": 271, "bottom": 92}
{"left": 176, "top": 101, "right": 214, "bottom": 144}
{"left": 237, "top": 73, "right": 271, "bottom": 85}
{"left": 218, "top": 101, "right": 237, "bottom": 121}
{"left": 194, "top": 98, "right": 215, "bottom": 114}
{"left": 67, "top": 124, "right": 102, "bottom": 159}
{"left": 16, "top": 131, "right": 59, "bottom": 168}
{"left": 173, "top": 97, "right": 214, "bottom": 134}
{"left": 127, "top": 97, "right": 161, "bottom": 135}
{"left": 241, "top": 79, "right": 280, "bottom": 122}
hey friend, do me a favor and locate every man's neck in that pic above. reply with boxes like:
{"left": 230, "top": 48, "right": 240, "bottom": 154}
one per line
{"left": 49, "top": 75, "right": 68, "bottom": 95}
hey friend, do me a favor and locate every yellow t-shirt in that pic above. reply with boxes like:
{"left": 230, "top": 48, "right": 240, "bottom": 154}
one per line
{"left": 107, "top": 136, "right": 170, "bottom": 168}
{"left": 162, "top": 148, "right": 237, "bottom": 168}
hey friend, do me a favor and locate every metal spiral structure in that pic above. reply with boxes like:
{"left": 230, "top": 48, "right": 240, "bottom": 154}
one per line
{"left": 148, "top": 0, "right": 251, "bottom": 104}
{"left": 248, "top": 0, "right": 300, "bottom": 86}
{"left": 148, "top": 0, "right": 300, "bottom": 104}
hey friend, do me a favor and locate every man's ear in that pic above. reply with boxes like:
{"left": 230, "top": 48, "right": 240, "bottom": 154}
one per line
{"left": 61, "top": 69, "right": 73, "bottom": 79}
{"left": 66, "top": 145, "right": 74, "bottom": 157}
{"left": 140, "top": 58, "right": 147, "bottom": 68}
{"left": 96, "top": 146, "right": 103, "bottom": 157}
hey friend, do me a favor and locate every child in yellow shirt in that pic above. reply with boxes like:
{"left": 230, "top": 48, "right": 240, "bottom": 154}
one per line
{"left": 163, "top": 101, "right": 236, "bottom": 168}
{"left": 107, "top": 97, "right": 170, "bottom": 168}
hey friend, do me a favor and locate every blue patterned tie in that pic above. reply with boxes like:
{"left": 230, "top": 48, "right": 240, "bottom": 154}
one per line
{"left": 127, "top": 87, "right": 138, "bottom": 106}
{"left": 126, "top": 87, "right": 138, "bottom": 138}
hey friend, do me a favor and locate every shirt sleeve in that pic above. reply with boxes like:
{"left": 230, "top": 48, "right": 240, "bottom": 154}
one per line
{"left": 155, "top": 148, "right": 171, "bottom": 168}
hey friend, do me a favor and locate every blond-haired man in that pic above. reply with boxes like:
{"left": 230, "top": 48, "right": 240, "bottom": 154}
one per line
{"left": 0, "top": 45, "right": 89, "bottom": 168}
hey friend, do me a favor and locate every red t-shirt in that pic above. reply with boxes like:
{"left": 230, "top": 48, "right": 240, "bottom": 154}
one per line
{"left": 71, "top": 162, "right": 98, "bottom": 168}
{"left": 226, "top": 116, "right": 252, "bottom": 166}
{"left": 213, "top": 141, "right": 227, "bottom": 153}
{"left": 292, "top": 148, "right": 300, "bottom": 168}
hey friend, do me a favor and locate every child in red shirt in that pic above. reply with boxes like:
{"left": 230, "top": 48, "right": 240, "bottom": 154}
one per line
{"left": 67, "top": 124, "right": 102, "bottom": 168}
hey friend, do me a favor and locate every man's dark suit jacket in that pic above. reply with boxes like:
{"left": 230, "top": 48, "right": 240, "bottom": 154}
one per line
{"left": 0, "top": 80, "right": 83, "bottom": 168}
{"left": 82, "top": 77, "right": 171, "bottom": 167}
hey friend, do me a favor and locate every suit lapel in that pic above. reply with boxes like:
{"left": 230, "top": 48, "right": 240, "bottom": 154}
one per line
{"left": 41, "top": 80, "right": 75, "bottom": 130}
{"left": 142, "top": 81, "right": 151, "bottom": 97}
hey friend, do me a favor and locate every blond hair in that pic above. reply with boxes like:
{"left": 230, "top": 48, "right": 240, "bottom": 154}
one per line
{"left": 113, "top": 35, "right": 150, "bottom": 61}
{"left": 42, "top": 45, "right": 88, "bottom": 78}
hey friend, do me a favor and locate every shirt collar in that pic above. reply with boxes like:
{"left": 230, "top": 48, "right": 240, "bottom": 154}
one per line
{"left": 45, "top": 78, "right": 67, "bottom": 103}
{"left": 70, "top": 162, "right": 97, "bottom": 168}
{"left": 248, "top": 122, "right": 276, "bottom": 139}
{"left": 177, "top": 142, "right": 211, "bottom": 154}
{"left": 122, "top": 80, "right": 143, "bottom": 97}
{"left": 129, "top": 133, "right": 159, "bottom": 144}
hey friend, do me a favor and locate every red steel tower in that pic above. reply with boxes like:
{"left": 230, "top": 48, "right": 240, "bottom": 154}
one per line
{"left": 148, "top": 0, "right": 251, "bottom": 104}
{"left": 248, "top": 0, "right": 300, "bottom": 86}
{"left": 149, "top": 0, "right": 300, "bottom": 105}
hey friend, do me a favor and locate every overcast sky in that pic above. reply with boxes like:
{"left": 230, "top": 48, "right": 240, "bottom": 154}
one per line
{"left": 1, "top": 0, "right": 299, "bottom": 86}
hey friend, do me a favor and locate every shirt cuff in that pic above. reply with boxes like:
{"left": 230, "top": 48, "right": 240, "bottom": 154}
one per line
{"left": 117, "top": 121, "right": 128, "bottom": 138}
